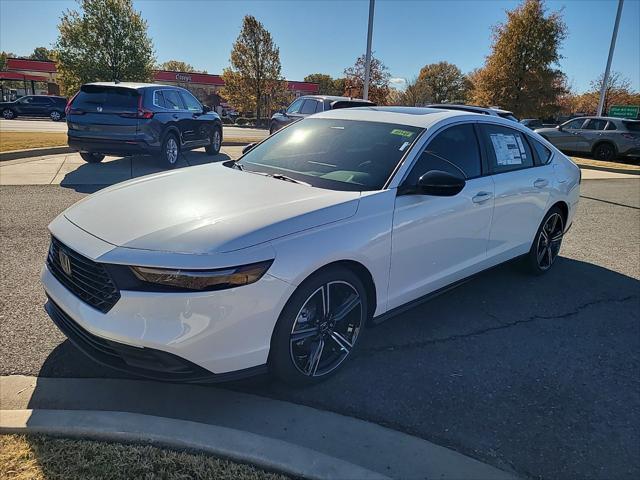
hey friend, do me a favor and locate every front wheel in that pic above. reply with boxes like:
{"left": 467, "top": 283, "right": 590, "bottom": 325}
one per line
{"left": 161, "top": 133, "right": 180, "bottom": 168}
{"left": 270, "top": 266, "right": 368, "bottom": 385}
{"left": 50, "top": 110, "right": 63, "bottom": 121}
{"left": 2, "top": 109, "right": 15, "bottom": 120}
{"left": 205, "top": 127, "right": 222, "bottom": 155}
{"left": 593, "top": 143, "right": 616, "bottom": 161}
{"left": 525, "top": 206, "right": 565, "bottom": 274}
{"left": 79, "top": 152, "right": 105, "bottom": 163}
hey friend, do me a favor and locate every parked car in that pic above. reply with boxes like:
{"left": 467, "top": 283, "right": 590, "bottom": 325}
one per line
{"left": 269, "top": 95, "right": 375, "bottom": 134}
{"left": 42, "top": 106, "right": 580, "bottom": 385}
{"left": 535, "top": 116, "right": 640, "bottom": 161}
{"left": 521, "top": 118, "right": 544, "bottom": 129}
{"left": 0, "top": 95, "right": 67, "bottom": 121}
{"left": 426, "top": 104, "right": 519, "bottom": 122}
{"left": 66, "top": 82, "right": 223, "bottom": 167}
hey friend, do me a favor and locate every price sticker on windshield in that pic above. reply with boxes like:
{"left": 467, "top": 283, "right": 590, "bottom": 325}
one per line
{"left": 390, "top": 129, "right": 415, "bottom": 138}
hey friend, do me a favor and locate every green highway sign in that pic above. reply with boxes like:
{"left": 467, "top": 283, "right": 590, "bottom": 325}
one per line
{"left": 608, "top": 105, "right": 640, "bottom": 119}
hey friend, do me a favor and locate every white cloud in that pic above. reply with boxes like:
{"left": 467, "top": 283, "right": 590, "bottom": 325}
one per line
{"left": 390, "top": 77, "right": 406, "bottom": 85}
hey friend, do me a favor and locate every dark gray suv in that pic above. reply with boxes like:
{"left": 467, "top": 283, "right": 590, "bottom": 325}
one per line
{"left": 66, "top": 82, "right": 223, "bottom": 167}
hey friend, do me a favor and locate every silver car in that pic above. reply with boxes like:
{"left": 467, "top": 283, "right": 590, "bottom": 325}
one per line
{"left": 535, "top": 116, "right": 640, "bottom": 161}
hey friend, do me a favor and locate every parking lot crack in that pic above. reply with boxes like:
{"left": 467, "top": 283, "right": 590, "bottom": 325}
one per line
{"left": 360, "top": 295, "right": 639, "bottom": 356}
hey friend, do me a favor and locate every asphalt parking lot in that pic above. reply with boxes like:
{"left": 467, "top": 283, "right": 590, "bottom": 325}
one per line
{"left": 1, "top": 177, "right": 638, "bottom": 480}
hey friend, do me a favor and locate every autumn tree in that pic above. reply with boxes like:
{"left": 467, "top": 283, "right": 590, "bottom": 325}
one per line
{"left": 400, "top": 77, "right": 429, "bottom": 106}
{"left": 55, "top": 0, "right": 155, "bottom": 95}
{"left": 158, "top": 60, "right": 200, "bottom": 73}
{"left": 221, "top": 15, "right": 286, "bottom": 120}
{"left": 303, "top": 73, "right": 344, "bottom": 96}
{"left": 0, "top": 52, "right": 14, "bottom": 71}
{"left": 344, "top": 53, "right": 390, "bottom": 104}
{"left": 586, "top": 72, "right": 639, "bottom": 115}
{"left": 470, "top": 0, "right": 567, "bottom": 117}
{"left": 417, "top": 62, "right": 470, "bottom": 104}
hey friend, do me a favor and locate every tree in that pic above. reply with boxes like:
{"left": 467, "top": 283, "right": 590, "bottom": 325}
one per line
{"left": 344, "top": 53, "right": 390, "bottom": 104}
{"left": 385, "top": 87, "right": 404, "bottom": 106}
{"left": 30, "top": 47, "right": 54, "bottom": 61}
{"left": 400, "top": 77, "right": 429, "bottom": 106}
{"left": 416, "top": 62, "right": 470, "bottom": 104}
{"left": 55, "top": 0, "right": 155, "bottom": 95}
{"left": 470, "top": 0, "right": 567, "bottom": 118}
{"left": 157, "top": 60, "right": 207, "bottom": 74}
{"left": 589, "top": 72, "right": 638, "bottom": 115}
{"left": 221, "top": 15, "right": 285, "bottom": 120}
{"left": 303, "top": 73, "right": 344, "bottom": 96}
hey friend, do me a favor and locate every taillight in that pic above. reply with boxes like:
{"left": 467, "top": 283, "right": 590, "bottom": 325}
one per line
{"left": 65, "top": 91, "right": 79, "bottom": 115}
{"left": 137, "top": 95, "right": 153, "bottom": 119}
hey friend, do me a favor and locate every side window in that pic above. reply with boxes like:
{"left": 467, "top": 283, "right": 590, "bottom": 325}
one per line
{"left": 163, "top": 90, "right": 184, "bottom": 110}
{"left": 180, "top": 90, "right": 202, "bottom": 112}
{"left": 300, "top": 99, "right": 319, "bottom": 114}
{"left": 564, "top": 119, "right": 586, "bottom": 130}
{"left": 286, "top": 98, "right": 304, "bottom": 114}
{"left": 315, "top": 101, "right": 324, "bottom": 113}
{"left": 405, "top": 124, "right": 482, "bottom": 185}
{"left": 153, "top": 90, "right": 166, "bottom": 108}
{"left": 605, "top": 121, "right": 617, "bottom": 131}
{"left": 19, "top": 96, "right": 34, "bottom": 104}
{"left": 483, "top": 124, "right": 534, "bottom": 173}
{"left": 530, "top": 137, "right": 552, "bottom": 165}
{"left": 584, "top": 119, "right": 607, "bottom": 130}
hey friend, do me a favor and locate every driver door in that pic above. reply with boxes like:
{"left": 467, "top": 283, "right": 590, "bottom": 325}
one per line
{"left": 388, "top": 123, "right": 495, "bottom": 310}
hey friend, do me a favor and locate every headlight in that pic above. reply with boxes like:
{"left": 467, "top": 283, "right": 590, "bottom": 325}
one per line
{"left": 130, "top": 260, "right": 273, "bottom": 291}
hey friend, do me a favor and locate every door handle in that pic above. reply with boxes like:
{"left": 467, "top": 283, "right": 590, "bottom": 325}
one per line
{"left": 472, "top": 191, "right": 493, "bottom": 203}
{"left": 172, "top": 114, "right": 179, "bottom": 119}
{"left": 533, "top": 178, "right": 549, "bottom": 188}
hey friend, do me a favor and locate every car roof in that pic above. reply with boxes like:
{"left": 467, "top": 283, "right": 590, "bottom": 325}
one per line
{"left": 427, "top": 104, "right": 514, "bottom": 115}
{"left": 313, "top": 105, "right": 492, "bottom": 128}
{"left": 83, "top": 81, "right": 169, "bottom": 90}
{"left": 300, "top": 95, "right": 374, "bottom": 103}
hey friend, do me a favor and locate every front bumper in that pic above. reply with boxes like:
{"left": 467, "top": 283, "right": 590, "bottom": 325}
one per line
{"left": 42, "top": 255, "right": 295, "bottom": 379}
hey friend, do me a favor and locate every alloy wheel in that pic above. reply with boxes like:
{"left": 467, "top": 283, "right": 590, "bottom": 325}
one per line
{"left": 536, "top": 213, "right": 564, "bottom": 270}
{"left": 212, "top": 130, "right": 221, "bottom": 151}
{"left": 2, "top": 109, "right": 14, "bottom": 119}
{"left": 50, "top": 111, "right": 61, "bottom": 121}
{"left": 166, "top": 137, "right": 179, "bottom": 164}
{"left": 289, "top": 281, "right": 362, "bottom": 377}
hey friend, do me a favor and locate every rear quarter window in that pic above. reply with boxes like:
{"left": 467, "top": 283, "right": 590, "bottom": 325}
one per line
{"left": 530, "top": 137, "right": 552, "bottom": 164}
{"left": 623, "top": 121, "right": 640, "bottom": 132}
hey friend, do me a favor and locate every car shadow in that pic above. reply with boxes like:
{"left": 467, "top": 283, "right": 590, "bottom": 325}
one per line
{"left": 60, "top": 150, "right": 231, "bottom": 194}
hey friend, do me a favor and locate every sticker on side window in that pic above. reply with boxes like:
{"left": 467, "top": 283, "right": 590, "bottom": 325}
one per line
{"left": 390, "top": 129, "right": 415, "bottom": 138}
{"left": 490, "top": 133, "right": 526, "bottom": 166}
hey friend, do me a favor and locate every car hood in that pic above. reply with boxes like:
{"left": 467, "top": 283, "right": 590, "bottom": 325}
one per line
{"left": 63, "top": 163, "right": 360, "bottom": 254}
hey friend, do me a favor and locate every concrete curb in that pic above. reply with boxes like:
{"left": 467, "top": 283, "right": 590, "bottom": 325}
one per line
{"left": 1, "top": 375, "right": 519, "bottom": 479}
{"left": 0, "top": 141, "right": 251, "bottom": 162}
{"left": 1, "top": 409, "right": 387, "bottom": 480}
{"left": 576, "top": 163, "right": 640, "bottom": 176}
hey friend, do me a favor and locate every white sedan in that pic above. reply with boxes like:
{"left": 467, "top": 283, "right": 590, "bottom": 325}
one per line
{"left": 41, "top": 107, "right": 580, "bottom": 385}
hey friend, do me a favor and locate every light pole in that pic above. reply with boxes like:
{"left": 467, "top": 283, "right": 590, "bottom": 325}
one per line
{"left": 363, "top": 0, "right": 375, "bottom": 100}
{"left": 597, "top": 0, "right": 624, "bottom": 117}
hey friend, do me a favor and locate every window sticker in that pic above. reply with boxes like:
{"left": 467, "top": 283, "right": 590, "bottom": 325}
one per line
{"left": 490, "top": 133, "right": 526, "bottom": 166}
{"left": 390, "top": 129, "right": 415, "bottom": 138}
{"left": 399, "top": 141, "right": 410, "bottom": 151}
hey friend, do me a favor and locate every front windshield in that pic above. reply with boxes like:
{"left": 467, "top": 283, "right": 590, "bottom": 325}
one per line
{"left": 236, "top": 118, "right": 423, "bottom": 191}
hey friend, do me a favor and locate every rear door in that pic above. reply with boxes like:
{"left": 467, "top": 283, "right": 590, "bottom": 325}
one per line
{"left": 29, "top": 97, "right": 54, "bottom": 116}
{"left": 580, "top": 118, "right": 608, "bottom": 151}
{"left": 67, "top": 85, "right": 139, "bottom": 140}
{"left": 161, "top": 89, "right": 193, "bottom": 145}
{"left": 479, "top": 123, "right": 552, "bottom": 262}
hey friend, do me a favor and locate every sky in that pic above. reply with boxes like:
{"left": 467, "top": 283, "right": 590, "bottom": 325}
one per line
{"left": 1, "top": 0, "right": 638, "bottom": 93}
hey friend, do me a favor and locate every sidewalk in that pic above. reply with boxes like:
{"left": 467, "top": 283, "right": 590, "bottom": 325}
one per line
{"left": 0, "top": 147, "right": 242, "bottom": 186}
{"left": 0, "top": 375, "right": 519, "bottom": 480}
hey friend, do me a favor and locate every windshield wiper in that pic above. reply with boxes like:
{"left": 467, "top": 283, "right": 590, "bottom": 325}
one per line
{"left": 268, "top": 173, "right": 311, "bottom": 186}
{"left": 231, "top": 161, "right": 244, "bottom": 171}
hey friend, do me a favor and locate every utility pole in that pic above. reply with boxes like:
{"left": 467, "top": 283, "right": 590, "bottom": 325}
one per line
{"left": 597, "top": 0, "right": 624, "bottom": 117}
{"left": 363, "top": 0, "right": 375, "bottom": 100}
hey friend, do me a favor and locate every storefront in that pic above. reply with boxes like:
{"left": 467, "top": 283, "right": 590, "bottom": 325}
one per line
{"left": 2, "top": 58, "right": 319, "bottom": 111}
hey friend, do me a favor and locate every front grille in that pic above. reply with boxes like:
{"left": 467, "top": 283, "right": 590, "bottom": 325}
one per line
{"left": 47, "top": 236, "right": 120, "bottom": 313}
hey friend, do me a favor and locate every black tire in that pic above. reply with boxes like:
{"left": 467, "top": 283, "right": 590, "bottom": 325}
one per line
{"left": 270, "top": 266, "right": 368, "bottom": 385}
{"left": 49, "top": 110, "right": 63, "bottom": 122}
{"left": 161, "top": 132, "right": 180, "bottom": 168}
{"left": 205, "top": 126, "right": 222, "bottom": 155}
{"left": 269, "top": 123, "right": 278, "bottom": 135}
{"left": 79, "top": 152, "right": 105, "bottom": 163}
{"left": 524, "top": 206, "right": 565, "bottom": 275}
{"left": 593, "top": 142, "right": 616, "bottom": 161}
{"left": 2, "top": 109, "right": 16, "bottom": 120}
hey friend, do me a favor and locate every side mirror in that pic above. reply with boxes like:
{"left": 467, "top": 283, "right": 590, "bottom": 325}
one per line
{"left": 242, "top": 142, "right": 257, "bottom": 154}
{"left": 556, "top": 124, "right": 563, "bottom": 131}
{"left": 400, "top": 170, "right": 466, "bottom": 196}
{"left": 279, "top": 108, "right": 286, "bottom": 115}
{"left": 202, "top": 105, "right": 211, "bottom": 113}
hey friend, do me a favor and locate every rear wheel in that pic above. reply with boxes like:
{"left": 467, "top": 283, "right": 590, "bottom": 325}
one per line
{"left": 2, "top": 109, "right": 15, "bottom": 120}
{"left": 161, "top": 133, "right": 180, "bottom": 168}
{"left": 270, "top": 266, "right": 368, "bottom": 385}
{"left": 49, "top": 110, "right": 63, "bottom": 122}
{"left": 525, "top": 206, "right": 565, "bottom": 274}
{"left": 205, "top": 127, "right": 222, "bottom": 155}
{"left": 593, "top": 142, "right": 616, "bottom": 161}
{"left": 79, "top": 152, "right": 105, "bottom": 163}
